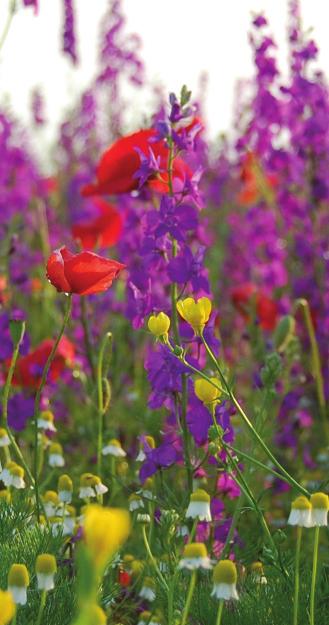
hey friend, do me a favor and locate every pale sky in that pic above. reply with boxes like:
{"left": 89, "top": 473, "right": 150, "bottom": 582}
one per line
{"left": 0, "top": 0, "right": 329, "bottom": 156}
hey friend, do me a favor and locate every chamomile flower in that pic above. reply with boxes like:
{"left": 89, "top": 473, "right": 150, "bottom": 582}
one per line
{"left": 137, "top": 513, "right": 151, "bottom": 524}
{"left": 48, "top": 442, "right": 65, "bottom": 467}
{"left": 43, "top": 491, "right": 60, "bottom": 518}
{"left": 186, "top": 489, "right": 212, "bottom": 521}
{"left": 0, "top": 462, "right": 25, "bottom": 489}
{"left": 129, "top": 493, "right": 144, "bottom": 512}
{"left": 38, "top": 410, "right": 57, "bottom": 432}
{"left": 102, "top": 438, "right": 126, "bottom": 457}
{"left": 8, "top": 564, "right": 30, "bottom": 606}
{"left": 211, "top": 560, "right": 239, "bottom": 600}
{"left": 250, "top": 561, "right": 267, "bottom": 585}
{"left": 0, "top": 428, "right": 10, "bottom": 447}
{"left": 178, "top": 543, "right": 212, "bottom": 570}
{"left": 58, "top": 474, "right": 73, "bottom": 503}
{"left": 35, "top": 554, "right": 57, "bottom": 591}
{"left": 62, "top": 506, "right": 76, "bottom": 536}
{"left": 139, "top": 577, "right": 156, "bottom": 601}
{"left": 79, "top": 473, "right": 108, "bottom": 499}
{"left": 288, "top": 496, "right": 312, "bottom": 528}
{"left": 310, "top": 492, "right": 329, "bottom": 527}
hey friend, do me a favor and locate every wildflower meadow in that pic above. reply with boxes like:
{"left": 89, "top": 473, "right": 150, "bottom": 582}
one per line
{"left": 0, "top": 1, "right": 329, "bottom": 624}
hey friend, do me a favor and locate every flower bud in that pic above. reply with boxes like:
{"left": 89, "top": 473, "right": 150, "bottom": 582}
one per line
{"left": 148, "top": 312, "right": 170, "bottom": 339}
{"left": 58, "top": 474, "right": 73, "bottom": 503}
{"left": 212, "top": 560, "right": 239, "bottom": 600}
{"left": 194, "top": 378, "right": 221, "bottom": 405}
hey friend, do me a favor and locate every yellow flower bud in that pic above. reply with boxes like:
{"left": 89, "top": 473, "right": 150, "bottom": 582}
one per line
{"left": 0, "top": 590, "right": 16, "bottom": 625}
{"left": 148, "top": 312, "right": 170, "bottom": 339}
{"left": 194, "top": 377, "right": 221, "bottom": 405}
{"left": 177, "top": 297, "right": 211, "bottom": 335}
{"left": 83, "top": 504, "right": 130, "bottom": 571}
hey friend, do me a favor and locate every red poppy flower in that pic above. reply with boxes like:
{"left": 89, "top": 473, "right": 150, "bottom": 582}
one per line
{"left": 118, "top": 570, "right": 131, "bottom": 587}
{"left": 231, "top": 283, "right": 278, "bottom": 331}
{"left": 46, "top": 247, "right": 125, "bottom": 296}
{"left": 71, "top": 199, "right": 123, "bottom": 249}
{"left": 81, "top": 128, "right": 190, "bottom": 197}
{"left": 11, "top": 336, "right": 75, "bottom": 388}
{"left": 237, "top": 151, "right": 278, "bottom": 206}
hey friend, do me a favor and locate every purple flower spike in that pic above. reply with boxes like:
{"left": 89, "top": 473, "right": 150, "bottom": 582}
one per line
{"left": 62, "top": 0, "right": 78, "bottom": 64}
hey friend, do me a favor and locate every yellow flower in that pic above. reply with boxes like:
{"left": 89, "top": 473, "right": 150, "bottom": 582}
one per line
{"left": 194, "top": 378, "right": 221, "bottom": 405}
{"left": 83, "top": 504, "right": 130, "bottom": 571}
{"left": 148, "top": 312, "right": 170, "bottom": 339}
{"left": 0, "top": 590, "right": 15, "bottom": 625}
{"left": 176, "top": 297, "right": 211, "bottom": 335}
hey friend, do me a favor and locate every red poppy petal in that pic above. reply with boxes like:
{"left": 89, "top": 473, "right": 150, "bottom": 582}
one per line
{"left": 46, "top": 248, "right": 72, "bottom": 293}
{"left": 63, "top": 251, "right": 125, "bottom": 295}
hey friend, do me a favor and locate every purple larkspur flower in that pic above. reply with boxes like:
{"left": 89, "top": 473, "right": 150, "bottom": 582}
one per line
{"left": 139, "top": 441, "right": 179, "bottom": 481}
{"left": 6, "top": 393, "right": 34, "bottom": 431}
{"left": 167, "top": 245, "right": 209, "bottom": 292}
{"left": 154, "top": 196, "right": 198, "bottom": 242}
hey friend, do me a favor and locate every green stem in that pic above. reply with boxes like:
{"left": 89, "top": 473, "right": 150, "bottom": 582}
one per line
{"left": 168, "top": 568, "right": 180, "bottom": 625}
{"left": 80, "top": 297, "right": 96, "bottom": 382}
{"left": 181, "top": 571, "right": 197, "bottom": 625}
{"left": 294, "top": 299, "right": 327, "bottom": 439}
{"left": 215, "top": 600, "right": 224, "bottom": 625}
{"left": 310, "top": 526, "right": 320, "bottom": 625}
{"left": 227, "top": 445, "right": 309, "bottom": 497}
{"left": 0, "top": 0, "right": 16, "bottom": 53}
{"left": 180, "top": 375, "right": 193, "bottom": 495}
{"left": 11, "top": 607, "right": 17, "bottom": 625}
{"left": 141, "top": 523, "right": 169, "bottom": 592}
{"left": 201, "top": 335, "right": 306, "bottom": 496}
{"left": 1, "top": 321, "right": 38, "bottom": 491}
{"left": 96, "top": 332, "right": 112, "bottom": 478}
{"left": 187, "top": 517, "right": 198, "bottom": 545}
{"left": 35, "top": 590, "right": 47, "bottom": 625}
{"left": 1, "top": 321, "right": 26, "bottom": 428}
{"left": 293, "top": 526, "right": 302, "bottom": 625}
{"left": 33, "top": 294, "right": 72, "bottom": 521}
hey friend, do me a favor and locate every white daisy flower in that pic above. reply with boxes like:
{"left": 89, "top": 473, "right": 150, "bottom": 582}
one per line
{"left": 58, "top": 474, "right": 73, "bottom": 503}
{"left": 38, "top": 410, "right": 57, "bottom": 432}
{"left": 102, "top": 438, "right": 126, "bottom": 457}
{"left": 211, "top": 560, "right": 239, "bottom": 600}
{"left": 178, "top": 543, "right": 212, "bottom": 570}
{"left": 310, "top": 492, "right": 329, "bottom": 527}
{"left": 0, "top": 428, "right": 10, "bottom": 447}
{"left": 186, "top": 489, "right": 212, "bottom": 522}
{"left": 288, "top": 496, "right": 312, "bottom": 528}
{"left": 48, "top": 442, "right": 65, "bottom": 467}
{"left": 129, "top": 494, "right": 144, "bottom": 512}
{"left": 139, "top": 577, "right": 156, "bottom": 601}
{"left": 8, "top": 564, "right": 29, "bottom": 606}
{"left": 36, "top": 554, "right": 57, "bottom": 591}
